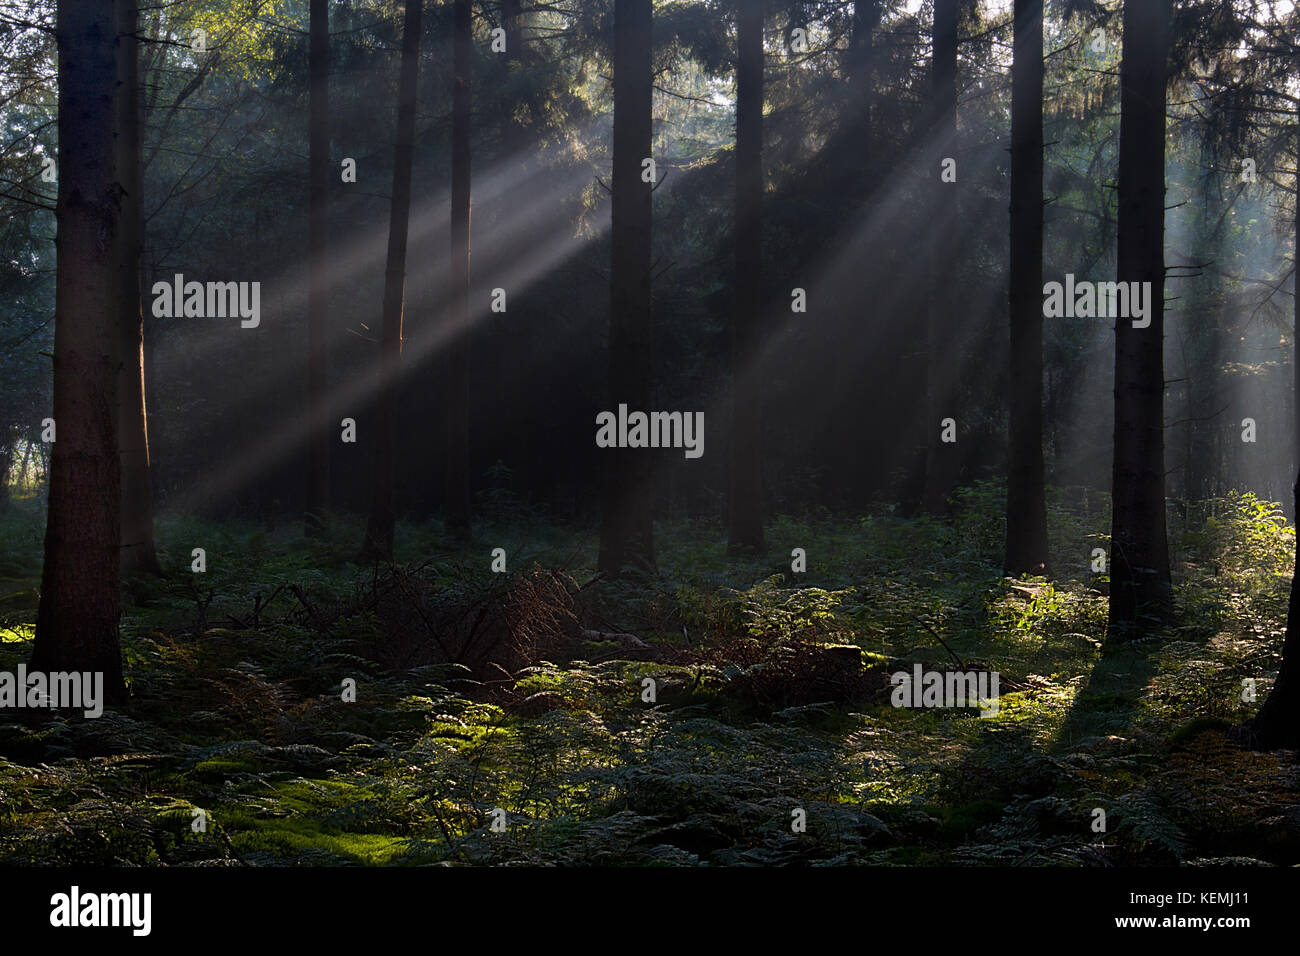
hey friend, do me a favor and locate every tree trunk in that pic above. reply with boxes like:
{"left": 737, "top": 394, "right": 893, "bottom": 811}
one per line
{"left": 1004, "top": 0, "right": 1049, "bottom": 576}
{"left": 19, "top": 439, "right": 32, "bottom": 490}
{"left": 503, "top": 0, "right": 523, "bottom": 60}
{"left": 597, "top": 0, "right": 656, "bottom": 575}
{"left": 360, "top": 0, "right": 422, "bottom": 562}
{"left": 32, "top": 0, "right": 127, "bottom": 704}
{"left": 116, "top": 0, "right": 161, "bottom": 577}
{"left": 305, "top": 0, "right": 331, "bottom": 537}
{"left": 1107, "top": 0, "right": 1172, "bottom": 638}
{"left": 847, "top": 1, "right": 878, "bottom": 169}
{"left": 851, "top": 2, "right": 878, "bottom": 91}
{"left": 0, "top": 438, "right": 12, "bottom": 510}
{"left": 444, "top": 0, "right": 472, "bottom": 543}
{"left": 727, "top": 0, "right": 765, "bottom": 556}
{"left": 824, "top": 2, "right": 879, "bottom": 500}
{"left": 921, "top": 0, "right": 959, "bottom": 515}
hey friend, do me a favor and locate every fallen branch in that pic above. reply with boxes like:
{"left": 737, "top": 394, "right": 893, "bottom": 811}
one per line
{"left": 912, "top": 616, "right": 964, "bottom": 668}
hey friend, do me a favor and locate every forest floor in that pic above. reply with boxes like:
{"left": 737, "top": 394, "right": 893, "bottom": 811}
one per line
{"left": 1, "top": 483, "right": 1297, "bottom": 866}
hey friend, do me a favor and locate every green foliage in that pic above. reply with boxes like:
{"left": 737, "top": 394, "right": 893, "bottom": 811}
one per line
{"left": 723, "top": 576, "right": 856, "bottom": 639}
{"left": 2, "top": 488, "right": 1298, "bottom": 865}
{"left": 1184, "top": 491, "right": 1293, "bottom": 574}
{"left": 1178, "top": 491, "right": 1294, "bottom": 642}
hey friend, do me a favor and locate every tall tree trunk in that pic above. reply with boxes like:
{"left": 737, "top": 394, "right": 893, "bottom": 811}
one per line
{"left": 1004, "top": 0, "right": 1049, "bottom": 576}
{"left": 444, "top": 0, "right": 472, "bottom": 543}
{"left": 360, "top": 0, "right": 422, "bottom": 562}
{"left": 305, "top": 0, "right": 330, "bottom": 537}
{"left": 727, "top": 0, "right": 765, "bottom": 555}
{"left": 1107, "top": 0, "right": 1172, "bottom": 638}
{"left": 921, "top": 0, "right": 959, "bottom": 515}
{"left": 116, "top": 0, "right": 160, "bottom": 577}
{"left": 0, "top": 438, "right": 12, "bottom": 510}
{"left": 597, "top": 0, "right": 655, "bottom": 575}
{"left": 502, "top": 0, "right": 523, "bottom": 60}
{"left": 1183, "top": 153, "right": 1226, "bottom": 506}
{"left": 824, "top": 0, "right": 880, "bottom": 498}
{"left": 846, "top": 0, "right": 878, "bottom": 170}
{"left": 18, "top": 439, "right": 32, "bottom": 491}
{"left": 850, "top": 2, "right": 878, "bottom": 90}
{"left": 32, "top": 0, "right": 127, "bottom": 704}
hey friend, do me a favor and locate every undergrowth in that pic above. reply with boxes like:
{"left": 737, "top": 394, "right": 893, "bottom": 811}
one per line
{"left": 0, "top": 486, "right": 1296, "bottom": 866}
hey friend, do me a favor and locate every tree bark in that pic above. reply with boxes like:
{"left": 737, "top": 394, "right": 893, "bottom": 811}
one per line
{"left": 1107, "top": 0, "right": 1173, "bottom": 638}
{"left": 116, "top": 0, "right": 160, "bottom": 577}
{"left": 503, "top": 0, "right": 523, "bottom": 60}
{"left": 444, "top": 0, "right": 473, "bottom": 543}
{"left": 921, "top": 0, "right": 959, "bottom": 515}
{"left": 360, "top": 0, "right": 422, "bottom": 562}
{"left": 727, "top": 0, "right": 765, "bottom": 555}
{"left": 19, "top": 439, "right": 33, "bottom": 490}
{"left": 32, "top": 0, "right": 127, "bottom": 704}
{"left": 597, "top": 0, "right": 656, "bottom": 575}
{"left": 305, "top": 0, "right": 331, "bottom": 537}
{"left": 847, "top": 0, "right": 879, "bottom": 167}
{"left": 1004, "top": 0, "right": 1049, "bottom": 576}
{"left": 0, "top": 438, "right": 12, "bottom": 510}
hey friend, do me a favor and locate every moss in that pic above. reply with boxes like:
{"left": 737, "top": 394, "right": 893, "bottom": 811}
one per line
{"left": 229, "top": 816, "right": 410, "bottom": 865}
{"left": 187, "top": 756, "right": 264, "bottom": 779}
{"left": 1168, "top": 716, "right": 1234, "bottom": 749}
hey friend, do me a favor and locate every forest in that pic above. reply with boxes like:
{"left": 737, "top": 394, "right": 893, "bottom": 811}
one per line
{"left": 0, "top": 0, "right": 1298, "bottom": 884}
